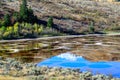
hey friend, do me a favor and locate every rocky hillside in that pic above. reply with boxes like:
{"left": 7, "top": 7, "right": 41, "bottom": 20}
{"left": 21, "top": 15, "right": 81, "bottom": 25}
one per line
{"left": 1, "top": 0, "right": 120, "bottom": 33}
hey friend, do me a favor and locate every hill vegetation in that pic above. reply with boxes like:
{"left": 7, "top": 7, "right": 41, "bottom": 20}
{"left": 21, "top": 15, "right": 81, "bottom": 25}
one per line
{"left": 0, "top": 0, "right": 120, "bottom": 39}
{"left": 0, "top": 0, "right": 65, "bottom": 40}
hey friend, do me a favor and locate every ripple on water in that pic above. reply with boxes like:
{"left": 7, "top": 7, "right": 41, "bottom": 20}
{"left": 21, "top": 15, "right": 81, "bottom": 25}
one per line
{"left": 60, "top": 62, "right": 87, "bottom": 67}
{"left": 88, "top": 62, "right": 112, "bottom": 68}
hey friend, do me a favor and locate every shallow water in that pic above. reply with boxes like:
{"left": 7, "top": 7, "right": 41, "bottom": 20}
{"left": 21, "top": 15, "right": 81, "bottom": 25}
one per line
{"left": 0, "top": 35, "right": 120, "bottom": 62}
{"left": 37, "top": 52, "right": 120, "bottom": 78}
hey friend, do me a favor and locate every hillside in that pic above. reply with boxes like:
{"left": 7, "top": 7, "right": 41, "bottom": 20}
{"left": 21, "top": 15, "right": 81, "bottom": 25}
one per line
{"left": 0, "top": 0, "right": 120, "bottom": 34}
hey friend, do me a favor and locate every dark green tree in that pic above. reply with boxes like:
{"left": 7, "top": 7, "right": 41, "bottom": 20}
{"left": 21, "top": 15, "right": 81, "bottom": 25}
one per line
{"left": 28, "top": 8, "right": 37, "bottom": 23}
{"left": 47, "top": 17, "right": 53, "bottom": 28}
{"left": 19, "top": 0, "right": 37, "bottom": 23}
{"left": 19, "top": 0, "right": 28, "bottom": 22}
{"left": 3, "top": 14, "right": 11, "bottom": 27}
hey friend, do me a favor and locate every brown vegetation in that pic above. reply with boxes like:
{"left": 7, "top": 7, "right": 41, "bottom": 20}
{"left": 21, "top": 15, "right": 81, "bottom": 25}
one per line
{"left": 1, "top": 0, "right": 120, "bottom": 33}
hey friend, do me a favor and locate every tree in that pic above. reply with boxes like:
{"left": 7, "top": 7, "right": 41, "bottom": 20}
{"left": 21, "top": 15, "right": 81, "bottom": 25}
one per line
{"left": 13, "top": 12, "right": 20, "bottom": 22}
{"left": 47, "top": 17, "right": 53, "bottom": 28}
{"left": 19, "top": 0, "right": 37, "bottom": 23}
{"left": 3, "top": 14, "right": 11, "bottom": 27}
{"left": 19, "top": 0, "right": 28, "bottom": 22}
{"left": 28, "top": 8, "right": 37, "bottom": 23}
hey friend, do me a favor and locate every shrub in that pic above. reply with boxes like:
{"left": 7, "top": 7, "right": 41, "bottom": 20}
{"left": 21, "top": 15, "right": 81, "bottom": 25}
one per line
{"left": 33, "top": 23, "right": 38, "bottom": 32}
{"left": 3, "top": 26, "right": 13, "bottom": 39}
{"left": 47, "top": 16, "right": 53, "bottom": 28}
{"left": 89, "top": 21, "right": 95, "bottom": 33}
{"left": 0, "top": 18, "right": 56, "bottom": 39}
{"left": 38, "top": 25, "right": 43, "bottom": 34}
{"left": 0, "top": 26, "right": 6, "bottom": 38}
{"left": 13, "top": 22, "right": 20, "bottom": 37}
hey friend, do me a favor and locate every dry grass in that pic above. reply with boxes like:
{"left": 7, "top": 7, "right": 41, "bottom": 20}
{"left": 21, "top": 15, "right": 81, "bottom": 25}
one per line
{"left": 0, "top": 75, "right": 27, "bottom": 80}
{"left": 1, "top": 0, "right": 120, "bottom": 33}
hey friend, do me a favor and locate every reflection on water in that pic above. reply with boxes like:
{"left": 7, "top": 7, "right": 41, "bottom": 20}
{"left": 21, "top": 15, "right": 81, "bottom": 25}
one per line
{"left": 0, "top": 35, "right": 120, "bottom": 62}
{"left": 57, "top": 52, "right": 82, "bottom": 61}
{"left": 37, "top": 52, "right": 120, "bottom": 78}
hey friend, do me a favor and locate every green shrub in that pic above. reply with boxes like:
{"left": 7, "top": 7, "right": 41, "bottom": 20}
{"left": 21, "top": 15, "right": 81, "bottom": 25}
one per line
{"left": 47, "top": 16, "right": 53, "bottom": 28}
{"left": 38, "top": 25, "right": 43, "bottom": 34}
{"left": 3, "top": 26, "right": 13, "bottom": 39}
{"left": 0, "top": 26, "right": 6, "bottom": 38}
{"left": 13, "top": 22, "right": 20, "bottom": 37}
{"left": 89, "top": 21, "right": 95, "bottom": 33}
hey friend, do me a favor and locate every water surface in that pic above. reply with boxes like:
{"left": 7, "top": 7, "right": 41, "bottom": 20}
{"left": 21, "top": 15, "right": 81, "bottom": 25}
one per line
{"left": 37, "top": 52, "right": 120, "bottom": 78}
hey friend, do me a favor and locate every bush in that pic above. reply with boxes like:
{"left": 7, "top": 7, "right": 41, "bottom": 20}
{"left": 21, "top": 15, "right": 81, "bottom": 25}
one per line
{"left": 0, "top": 26, "right": 6, "bottom": 38}
{"left": 34, "top": 23, "right": 43, "bottom": 34}
{"left": 47, "top": 16, "right": 53, "bottom": 28}
{"left": 89, "top": 21, "right": 95, "bottom": 33}
{"left": 13, "top": 22, "right": 20, "bottom": 37}
{"left": 0, "top": 18, "right": 58, "bottom": 39}
{"left": 3, "top": 26, "right": 13, "bottom": 39}
{"left": 37, "top": 25, "right": 43, "bottom": 36}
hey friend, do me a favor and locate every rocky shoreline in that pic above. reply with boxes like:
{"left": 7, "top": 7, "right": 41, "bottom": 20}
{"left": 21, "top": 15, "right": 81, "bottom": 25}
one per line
{"left": 0, "top": 57, "right": 119, "bottom": 80}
